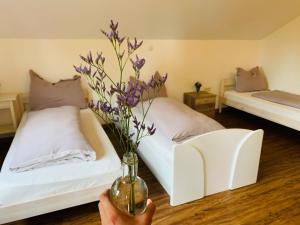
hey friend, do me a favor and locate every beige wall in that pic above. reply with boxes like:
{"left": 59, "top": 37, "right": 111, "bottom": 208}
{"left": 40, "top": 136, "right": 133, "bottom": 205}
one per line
{"left": 261, "top": 16, "right": 300, "bottom": 94}
{"left": 0, "top": 39, "right": 261, "bottom": 101}
{"left": 0, "top": 17, "right": 299, "bottom": 127}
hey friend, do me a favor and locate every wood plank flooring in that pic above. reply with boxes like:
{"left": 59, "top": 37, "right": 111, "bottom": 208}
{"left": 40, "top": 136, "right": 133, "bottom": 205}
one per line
{"left": 1, "top": 108, "right": 300, "bottom": 225}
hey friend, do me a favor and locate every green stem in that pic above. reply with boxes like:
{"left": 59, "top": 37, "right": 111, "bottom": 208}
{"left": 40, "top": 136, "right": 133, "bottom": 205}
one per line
{"left": 127, "top": 155, "right": 136, "bottom": 214}
{"left": 129, "top": 181, "right": 135, "bottom": 214}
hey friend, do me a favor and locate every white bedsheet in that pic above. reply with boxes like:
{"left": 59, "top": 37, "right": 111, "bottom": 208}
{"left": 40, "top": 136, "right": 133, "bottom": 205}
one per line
{"left": 0, "top": 109, "right": 121, "bottom": 206}
{"left": 224, "top": 90, "right": 300, "bottom": 121}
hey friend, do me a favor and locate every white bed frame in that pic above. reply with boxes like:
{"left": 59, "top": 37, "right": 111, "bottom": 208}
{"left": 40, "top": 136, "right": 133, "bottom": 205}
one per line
{"left": 218, "top": 78, "right": 300, "bottom": 131}
{"left": 138, "top": 128, "right": 263, "bottom": 206}
{"left": 0, "top": 184, "right": 111, "bottom": 224}
{"left": 0, "top": 93, "right": 121, "bottom": 224}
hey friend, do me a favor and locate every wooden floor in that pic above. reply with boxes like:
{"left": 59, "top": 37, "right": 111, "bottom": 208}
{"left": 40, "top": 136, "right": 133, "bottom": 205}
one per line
{"left": 1, "top": 108, "right": 300, "bottom": 225}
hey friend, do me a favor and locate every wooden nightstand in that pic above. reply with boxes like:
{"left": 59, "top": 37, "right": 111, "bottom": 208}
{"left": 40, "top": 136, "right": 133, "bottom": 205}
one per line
{"left": 0, "top": 93, "right": 23, "bottom": 135}
{"left": 184, "top": 91, "right": 217, "bottom": 117}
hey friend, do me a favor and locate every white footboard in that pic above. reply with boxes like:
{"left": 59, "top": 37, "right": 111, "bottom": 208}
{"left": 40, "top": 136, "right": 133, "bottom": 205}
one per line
{"left": 170, "top": 129, "right": 263, "bottom": 206}
{"left": 171, "top": 144, "right": 204, "bottom": 206}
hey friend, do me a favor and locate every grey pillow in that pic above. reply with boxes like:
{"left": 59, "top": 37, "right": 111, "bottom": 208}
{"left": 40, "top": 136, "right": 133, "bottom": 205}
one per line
{"left": 29, "top": 70, "right": 87, "bottom": 111}
{"left": 236, "top": 67, "right": 268, "bottom": 92}
{"left": 136, "top": 97, "right": 224, "bottom": 142}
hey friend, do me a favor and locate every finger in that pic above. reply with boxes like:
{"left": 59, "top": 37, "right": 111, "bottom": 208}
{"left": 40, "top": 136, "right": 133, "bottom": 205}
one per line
{"left": 146, "top": 199, "right": 153, "bottom": 207}
{"left": 98, "top": 189, "right": 110, "bottom": 217}
{"left": 99, "top": 189, "right": 110, "bottom": 201}
{"left": 98, "top": 189, "right": 108, "bottom": 209}
{"left": 145, "top": 199, "right": 156, "bottom": 217}
{"left": 139, "top": 199, "right": 156, "bottom": 224}
{"left": 99, "top": 189, "right": 121, "bottom": 223}
{"left": 99, "top": 189, "right": 116, "bottom": 212}
{"left": 99, "top": 201, "right": 113, "bottom": 225}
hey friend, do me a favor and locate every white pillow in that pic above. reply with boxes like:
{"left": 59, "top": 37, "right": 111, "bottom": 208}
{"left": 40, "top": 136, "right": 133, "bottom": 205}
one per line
{"left": 10, "top": 106, "right": 96, "bottom": 172}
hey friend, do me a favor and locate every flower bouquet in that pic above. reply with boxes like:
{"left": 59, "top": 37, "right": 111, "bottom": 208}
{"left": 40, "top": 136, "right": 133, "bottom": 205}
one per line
{"left": 74, "top": 20, "right": 167, "bottom": 215}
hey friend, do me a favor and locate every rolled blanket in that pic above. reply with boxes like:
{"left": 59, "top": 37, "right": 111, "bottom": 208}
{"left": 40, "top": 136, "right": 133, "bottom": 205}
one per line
{"left": 10, "top": 106, "right": 96, "bottom": 173}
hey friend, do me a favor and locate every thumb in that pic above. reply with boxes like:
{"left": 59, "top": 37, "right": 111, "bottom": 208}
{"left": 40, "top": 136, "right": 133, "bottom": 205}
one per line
{"left": 139, "top": 199, "right": 156, "bottom": 224}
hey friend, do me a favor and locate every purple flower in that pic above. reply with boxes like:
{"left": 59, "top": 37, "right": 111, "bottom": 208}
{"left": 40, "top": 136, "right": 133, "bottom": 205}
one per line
{"left": 117, "top": 36, "right": 125, "bottom": 45}
{"left": 95, "top": 52, "right": 105, "bottom": 65}
{"left": 127, "top": 95, "right": 139, "bottom": 107}
{"left": 117, "top": 80, "right": 143, "bottom": 108}
{"left": 87, "top": 51, "right": 93, "bottom": 64}
{"left": 75, "top": 20, "right": 168, "bottom": 154}
{"left": 73, "top": 65, "right": 82, "bottom": 73}
{"left": 133, "top": 116, "right": 140, "bottom": 129}
{"left": 88, "top": 100, "right": 95, "bottom": 108}
{"left": 101, "top": 20, "right": 126, "bottom": 46}
{"left": 147, "top": 73, "right": 168, "bottom": 88}
{"left": 127, "top": 38, "right": 134, "bottom": 52}
{"left": 130, "top": 55, "right": 145, "bottom": 71}
{"left": 80, "top": 55, "right": 88, "bottom": 63}
{"left": 110, "top": 20, "right": 118, "bottom": 31}
{"left": 79, "top": 65, "right": 91, "bottom": 75}
{"left": 101, "top": 83, "right": 106, "bottom": 92}
{"left": 127, "top": 38, "right": 143, "bottom": 52}
{"left": 111, "top": 82, "right": 124, "bottom": 94}
{"left": 133, "top": 38, "right": 143, "bottom": 50}
{"left": 100, "top": 102, "right": 113, "bottom": 113}
{"left": 147, "top": 123, "right": 156, "bottom": 135}
{"left": 101, "top": 30, "right": 113, "bottom": 41}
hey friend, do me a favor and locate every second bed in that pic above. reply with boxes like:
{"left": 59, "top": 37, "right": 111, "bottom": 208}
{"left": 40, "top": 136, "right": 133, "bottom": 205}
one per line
{"left": 0, "top": 108, "right": 122, "bottom": 224}
{"left": 131, "top": 97, "right": 264, "bottom": 206}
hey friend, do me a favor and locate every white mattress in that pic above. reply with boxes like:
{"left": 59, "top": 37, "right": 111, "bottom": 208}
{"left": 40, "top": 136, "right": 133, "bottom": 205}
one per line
{"left": 224, "top": 90, "right": 300, "bottom": 122}
{"left": 0, "top": 109, "right": 121, "bottom": 206}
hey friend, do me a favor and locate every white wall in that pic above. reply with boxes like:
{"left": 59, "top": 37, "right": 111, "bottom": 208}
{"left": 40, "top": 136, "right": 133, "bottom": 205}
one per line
{"left": 261, "top": 16, "right": 300, "bottom": 94}
{"left": 0, "top": 39, "right": 261, "bottom": 101}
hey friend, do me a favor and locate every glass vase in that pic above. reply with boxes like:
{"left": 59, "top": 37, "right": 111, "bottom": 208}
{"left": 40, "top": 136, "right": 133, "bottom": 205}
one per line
{"left": 110, "top": 152, "right": 148, "bottom": 215}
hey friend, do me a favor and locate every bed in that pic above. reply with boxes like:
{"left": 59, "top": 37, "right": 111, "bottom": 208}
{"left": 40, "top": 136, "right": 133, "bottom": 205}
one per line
{"left": 219, "top": 78, "right": 300, "bottom": 131}
{"left": 131, "top": 97, "right": 264, "bottom": 206}
{"left": 0, "top": 107, "right": 122, "bottom": 224}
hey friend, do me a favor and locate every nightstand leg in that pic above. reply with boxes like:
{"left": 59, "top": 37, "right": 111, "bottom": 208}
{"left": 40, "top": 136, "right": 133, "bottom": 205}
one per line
{"left": 10, "top": 101, "right": 17, "bottom": 130}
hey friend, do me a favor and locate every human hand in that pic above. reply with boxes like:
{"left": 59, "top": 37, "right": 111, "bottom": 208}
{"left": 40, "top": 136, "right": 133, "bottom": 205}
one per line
{"left": 99, "top": 189, "right": 156, "bottom": 225}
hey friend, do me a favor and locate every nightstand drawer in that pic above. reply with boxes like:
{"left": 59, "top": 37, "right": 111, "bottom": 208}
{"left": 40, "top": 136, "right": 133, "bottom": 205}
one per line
{"left": 195, "top": 103, "right": 215, "bottom": 111}
{"left": 184, "top": 91, "right": 216, "bottom": 118}
{"left": 195, "top": 97, "right": 216, "bottom": 105}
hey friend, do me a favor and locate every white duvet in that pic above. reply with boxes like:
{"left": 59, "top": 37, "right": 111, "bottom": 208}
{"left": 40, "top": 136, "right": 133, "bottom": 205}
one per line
{"left": 9, "top": 106, "right": 96, "bottom": 172}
